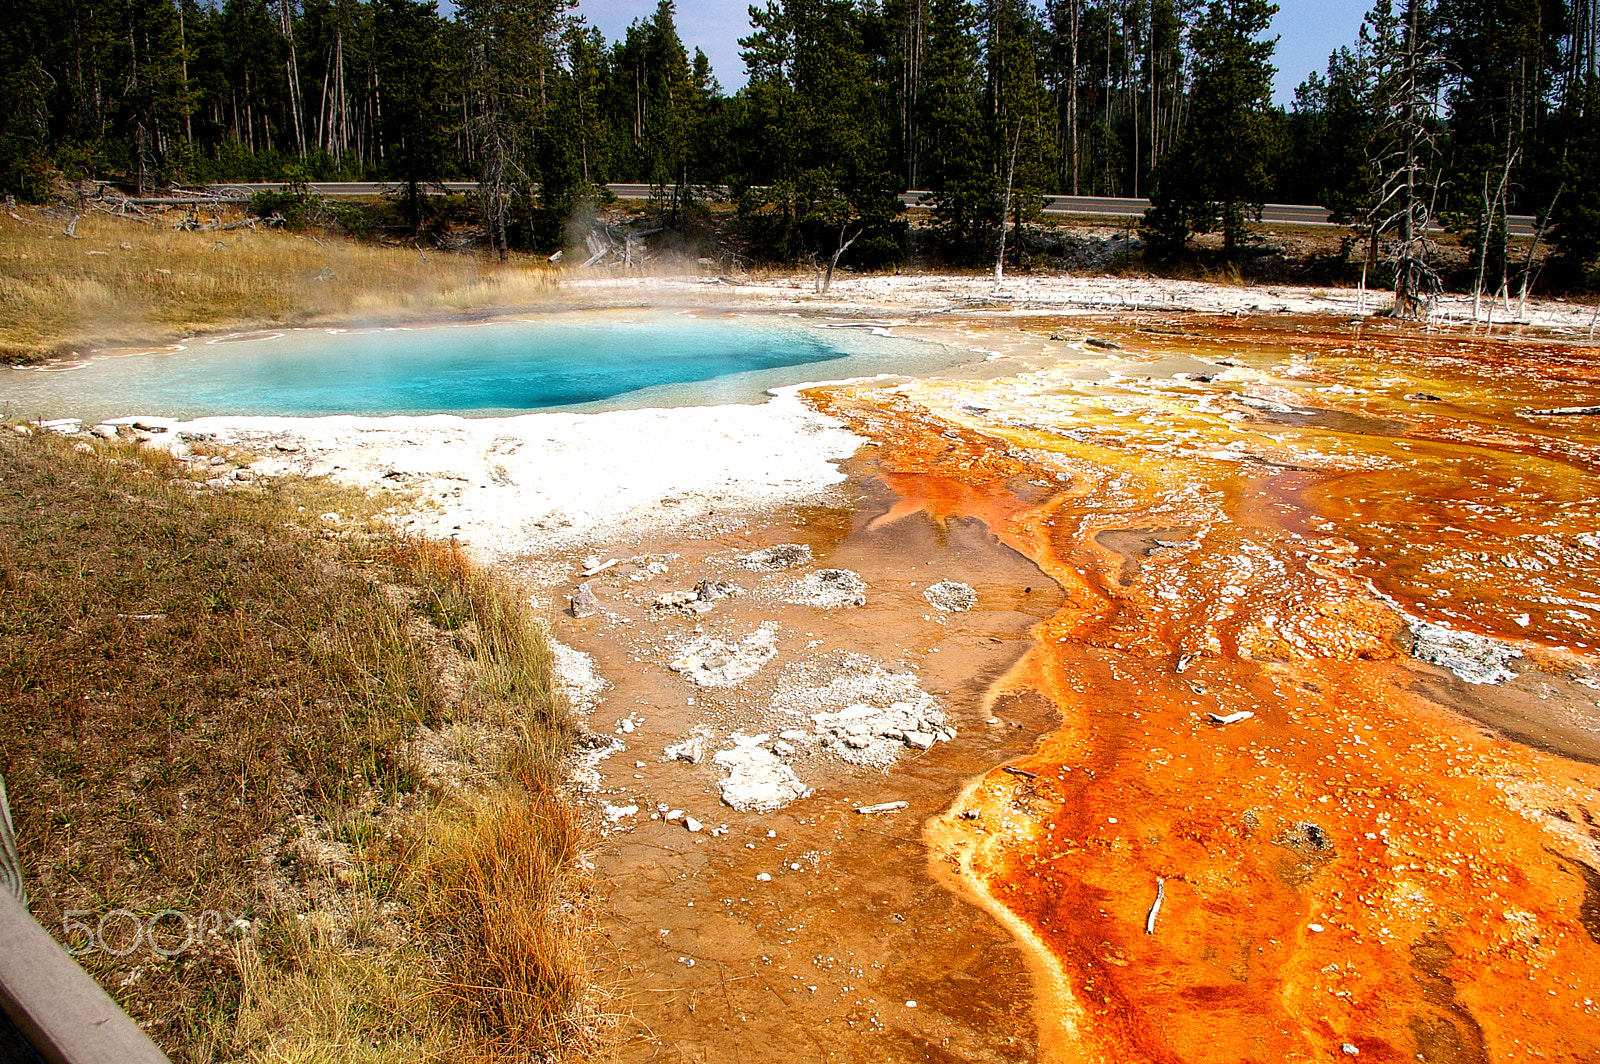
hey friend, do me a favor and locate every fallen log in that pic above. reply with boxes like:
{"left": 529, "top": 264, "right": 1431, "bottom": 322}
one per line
{"left": 1523, "top": 405, "right": 1600, "bottom": 416}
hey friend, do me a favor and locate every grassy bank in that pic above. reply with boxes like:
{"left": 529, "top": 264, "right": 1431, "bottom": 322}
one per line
{"left": 0, "top": 207, "right": 558, "bottom": 363}
{"left": 0, "top": 431, "right": 589, "bottom": 1061}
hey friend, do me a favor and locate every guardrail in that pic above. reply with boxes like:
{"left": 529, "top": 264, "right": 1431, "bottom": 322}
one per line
{"left": 109, "top": 180, "right": 1532, "bottom": 237}
{"left": 0, "top": 776, "right": 172, "bottom": 1064}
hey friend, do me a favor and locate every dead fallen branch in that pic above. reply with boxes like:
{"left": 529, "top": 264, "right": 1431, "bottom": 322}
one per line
{"left": 1523, "top": 405, "right": 1600, "bottom": 416}
{"left": 1145, "top": 877, "right": 1166, "bottom": 935}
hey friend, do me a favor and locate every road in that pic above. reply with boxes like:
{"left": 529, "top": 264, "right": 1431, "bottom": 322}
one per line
{"left": 199, "top": 181, "right": 1536, "bottom": 236}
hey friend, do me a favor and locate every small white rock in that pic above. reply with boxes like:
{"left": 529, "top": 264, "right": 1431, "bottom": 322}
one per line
{"left": 684, "top": 816, "right": 703, "bottom": 833}
{"left": 756, "top": 872, "right": 772, "bottom": 882}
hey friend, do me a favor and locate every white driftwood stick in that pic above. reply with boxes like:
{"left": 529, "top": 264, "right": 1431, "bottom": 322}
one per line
{"left": 1145, "top": 877, "right": 1165, "bottom": 935}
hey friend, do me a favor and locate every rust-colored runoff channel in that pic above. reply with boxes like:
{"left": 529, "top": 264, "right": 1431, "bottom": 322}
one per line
{"left": 810, "top": 316, "right": 1600, "bottom": 1063}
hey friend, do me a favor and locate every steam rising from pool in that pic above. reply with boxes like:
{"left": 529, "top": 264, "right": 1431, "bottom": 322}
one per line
{"left": 1, "top": 312, "right": 954, "bottom": 421}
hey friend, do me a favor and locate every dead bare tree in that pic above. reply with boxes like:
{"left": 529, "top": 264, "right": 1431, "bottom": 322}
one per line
{"left": 820, "top": 223, "right": 862, "bottom": 295}
{"left": 1367, "top": 0, "right": 1444, "bottom": 320}
{"left": 992, "top": 120, "right": 1023, "bottom": 295}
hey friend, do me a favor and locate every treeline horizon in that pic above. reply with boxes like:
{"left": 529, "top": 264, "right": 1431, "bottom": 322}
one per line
{"left": 2, "top": 0, "right": 1598, "bottom": 290}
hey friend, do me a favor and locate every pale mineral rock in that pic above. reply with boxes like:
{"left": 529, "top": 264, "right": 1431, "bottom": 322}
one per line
{"left": 782, "top": 568, "right": 868, "bottom": 609}
{"left": 664, "top": 728, "right": 711, "bottom": 765}
{"left": 1408, "top": 618, "right": 1522, "bottom": 685}
{"left": 923, "top": 580, "right": 977, "bottom": 612}
{"left": 738, "top": 543, "right": 813, "bottom": 571}
{"left": 669, "top": 627, "right": 779, "bottom": 687}
{"left": 811, "top": 700, "right": 953, "bottom": 766}
{"left": 603, "top": 803, "right": 638, "bottom": 823}
{"left": 570, "top": 581, "right": 600, "bottom": 618}
{"left": 712, "top": 735, "right": 812, "bottom": 812}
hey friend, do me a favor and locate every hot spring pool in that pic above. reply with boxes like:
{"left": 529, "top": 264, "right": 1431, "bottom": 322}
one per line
{"left": 1, "top": 311, "right": 964, "bottom": 421}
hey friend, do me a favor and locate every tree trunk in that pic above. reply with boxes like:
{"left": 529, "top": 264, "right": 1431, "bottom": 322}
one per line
{"left": 821, "top": 223, "right": 861, "bottom": 295}
{"left": 993, "top": 122, "right": 1022, "bottom": 294}
{"left": 1068, "top": 0, "right": 1079, "bottom": 195}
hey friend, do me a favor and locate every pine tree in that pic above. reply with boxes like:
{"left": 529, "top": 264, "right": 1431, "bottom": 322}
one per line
{"left": 1142, "top": 0, "right": 1278, "bottom": 256}
{"left": 458, "top": 0, "right": 567, "bottom": 257}
{"left": 738, "top": 0, "right": 901, "bottom": 283}
{"left": 921, "top": 0, "right": 993, "bottom": 256}
{"left": 373, "top": 0, "right": 453, "bottom": 230}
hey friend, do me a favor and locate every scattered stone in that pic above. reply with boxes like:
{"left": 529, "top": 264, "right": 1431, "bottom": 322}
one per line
{"left": 273, "top": 441, "right": 302, "bottom": 453}
{"left": 90, "top": 424, "right": 119, "bottom": 440}
{"left": 32, "top": 418, "right": 81, "bottom": 435}
{"left": 713, "top": 735, "right": 812, "bottom": 812}
{"left": 810, "top": 700, "right": 952, "bottom": 766}
{"left": 783, "top": 568, "right": 867, "bottom": 609}
{"left": 581, "top": 557, "right": 619, "bottom": 577}
{"left": 570, "top": 581, "right": 600, "bottom": 619}
{"left": 1405, "top": 392, "right": 1442, "bottom": 402}
{"left": 1085, "top": 337, "right": 1121, "bottom": 350}
{"left": 739, "top": 543, "right": 812, "bottom": 571}
{"left": 665, "top": 729, "right": 710, "bottom": 765}
{"left": 857, "top": 801, "right": 909, "bottom": 815}
{"left": 654, "top": 588, "right": 714, "bottom": 613}
{"left": 778, "top": 729, "right": 810, "bottom": 742}
{"left": 923, "top": 580, "right": 977, "bottom": 612}
{"left": 684, "top": 816, "right": 703, "bottom": 833}
{"left": 1207, "top": 710, "right": 1255, "bottom": 725}
{"left": 653, "top": 579, "right": 738, "bottom": 614}
{"left": 670, "top": 627, "right": 778, "bottom": 687}
{"left": 1408, "top": 617, "right": 1521, "bottom": 684}
{"left": 666, "top": 809, "right": 686, "bottom": 822}
{"left": 696, "top": 579, "right": 735, "bottom": 600}
{"left": 1342, "top": 1045, "right": 1359, "bottom": 1056}
{"left": 756, "top": 872, "right": 772, "bottom": 882}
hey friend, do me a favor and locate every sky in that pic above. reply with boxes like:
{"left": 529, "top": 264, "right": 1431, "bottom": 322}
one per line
{"left": 573, "top": 0, "right": 1374, "bottom": 107}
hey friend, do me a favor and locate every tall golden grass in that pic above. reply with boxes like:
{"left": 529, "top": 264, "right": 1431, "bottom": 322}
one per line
{"left": 0, "top": 208, "right": 559, "bottom": 362}
{"left": 1, "top": 434, "right": 589, "bottom": 1062}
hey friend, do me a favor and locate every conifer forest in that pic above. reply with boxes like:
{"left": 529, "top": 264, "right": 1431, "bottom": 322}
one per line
{"left": 2, "top": 0, "right": 1598, "bottom": 287}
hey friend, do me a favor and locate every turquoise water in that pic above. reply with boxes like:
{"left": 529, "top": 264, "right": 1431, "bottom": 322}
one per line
{"left": 0, "top": 312, "right": 958, "bottom": 421}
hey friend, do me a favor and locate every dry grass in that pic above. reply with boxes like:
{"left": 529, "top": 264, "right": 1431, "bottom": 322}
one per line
{"left": 0, "top": 433, "right": 589, "bottom": 1062}
{"left": 0, "top": 208, "right": 559, "bottom": 363}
